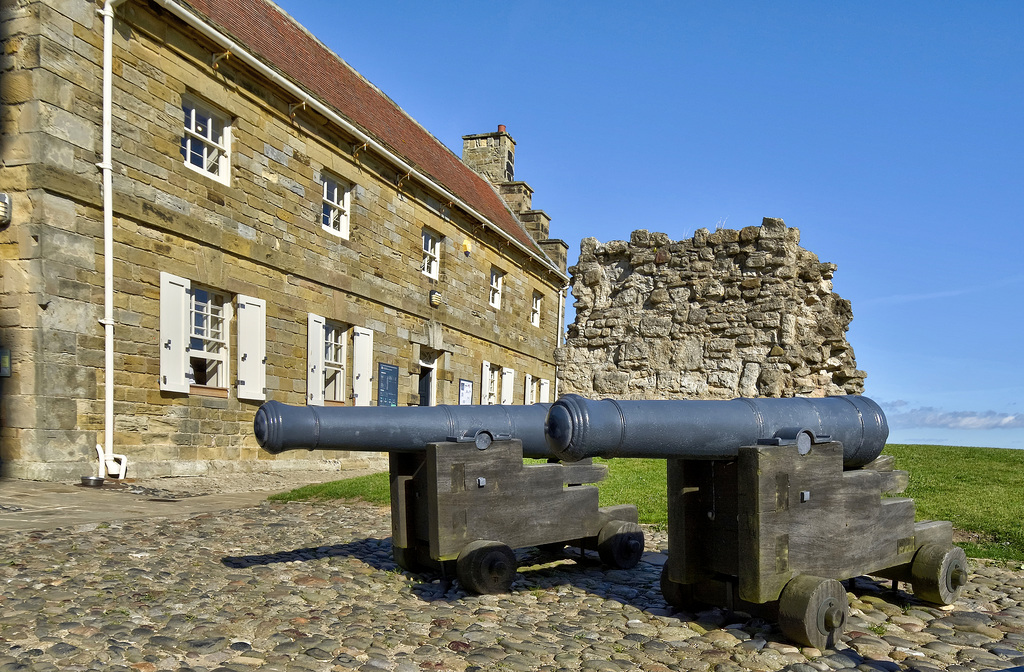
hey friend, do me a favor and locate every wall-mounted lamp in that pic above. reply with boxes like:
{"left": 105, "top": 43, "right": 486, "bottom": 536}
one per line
{"left": 0, "top": 194, "right": 10, "bottom": 226}
{"left": 429, "top": 290, "right": 443, "bottom": 308}
{"left": 462, "top": 240, "right": 472, "bottom": 257}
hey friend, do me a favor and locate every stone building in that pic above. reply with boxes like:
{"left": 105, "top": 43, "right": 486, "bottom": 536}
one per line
{"left": 0, "top": 0, "right": 568, "bottom": 480}
{"left": 557, "top": 218, "right": 866, "bottom": 400}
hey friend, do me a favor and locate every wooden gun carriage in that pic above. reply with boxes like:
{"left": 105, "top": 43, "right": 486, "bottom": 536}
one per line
{"left": 254, "top": 401, "right": 644, "bottom": 594}
{"left": 545, "top": 394, "right": 968, "bottom": 648}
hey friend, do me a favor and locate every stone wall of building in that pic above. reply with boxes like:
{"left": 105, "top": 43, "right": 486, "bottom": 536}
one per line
{"left": 0, "top": 0, "right": 564, "bottom": 480}
{"left": 556, "top": 218, "right": 866, "bottom": 400}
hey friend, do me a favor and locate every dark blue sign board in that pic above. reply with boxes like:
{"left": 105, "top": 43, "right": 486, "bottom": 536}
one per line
{"left": 377, "top": 363, "right": 399, "bottom": 406}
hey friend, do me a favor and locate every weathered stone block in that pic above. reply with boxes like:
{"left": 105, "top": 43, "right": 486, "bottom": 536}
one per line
{"left": 648, "top": 287, "right": 671, "bottom": 305}
{"left": 638, "top": 316, "right": 671, "bottom": 338}
{"left": 629, "top": 230, "right": 651, "bottom": 246}
{"left": 739, "top": 362, "right": 760, "bottom": 397}
{"left": 39, "top": 296, "right": 97, "bottom": 334}
{"left": 17, "top": 427, "right": 95, "bottom": 462}
{"left": 593, "top": 370, "right": 629, "bottom": 395}
{"left": 0, "top": 69, "right": 33, "bottom": 104}
{"left": 671, "top": 338, "right": 703, "bottom": 371}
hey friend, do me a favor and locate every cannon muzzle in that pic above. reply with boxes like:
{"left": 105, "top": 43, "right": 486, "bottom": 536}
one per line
{"left": 545, "top": 394, "right": 888, "bottom": 467}
{"left": 254, "top": 401, "right": 554, "bottom": 458}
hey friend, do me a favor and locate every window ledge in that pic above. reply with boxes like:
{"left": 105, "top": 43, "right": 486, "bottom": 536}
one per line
{"left": 321, "top": 225, "right": 350, "bottom": 240}
{"left": 182, "top": 161, "right": 231, "bottom": 187}
{"left": 189, "top": 385, "right": 229, "bottom": 398}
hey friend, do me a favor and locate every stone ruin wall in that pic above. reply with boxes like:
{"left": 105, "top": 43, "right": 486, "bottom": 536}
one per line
{"left": 555, "top": 218, "right": 866, "bottom": 400}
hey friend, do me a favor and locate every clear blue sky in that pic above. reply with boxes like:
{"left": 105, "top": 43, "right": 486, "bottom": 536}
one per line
{"left": 274, "top": 1, "right": 1024, "bottom": 450}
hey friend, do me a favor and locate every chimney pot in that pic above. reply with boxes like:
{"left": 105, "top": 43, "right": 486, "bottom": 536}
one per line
{"left": 497, "top": 124, "right": 506, "bottom": 133}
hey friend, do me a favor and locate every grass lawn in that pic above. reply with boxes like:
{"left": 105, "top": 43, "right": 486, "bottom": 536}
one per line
{"left": 885, "top": 444, "right": 1024, "bottom": 562}
{"left": 270, "top": 444, "right": 1024, "bottom": 562}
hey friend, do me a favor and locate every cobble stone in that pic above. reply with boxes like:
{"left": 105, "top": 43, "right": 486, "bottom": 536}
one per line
{"left": 1, "top": 499, "right": 1022, "bottom": 672}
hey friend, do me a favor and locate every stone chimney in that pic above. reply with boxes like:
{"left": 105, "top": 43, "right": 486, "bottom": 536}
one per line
{"left": 461, "top": 126, "right": 569, "bottom": 273}
{"left": 462, "top": 125, "right": 515, "bottom": 183}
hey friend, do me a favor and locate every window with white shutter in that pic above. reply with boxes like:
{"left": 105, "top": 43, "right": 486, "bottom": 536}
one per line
{"left": 351, "top": 327, "right": 373, "bottom": 406}
{"left": 159, "top": 272, "right": 190, "bottom": 393}
{"left": 481, "top": 360, "right": 494, "bottom": 405}
{"left": 539, "top": 378, "right": 551, "bottom": 404}
{"left": 307, "top": 313, "right": 326, "bottom": 405}
{"left": 421, "top": 229, "right": 440, "bottom": 279}
{"left": 530, "top": 292, "right": 542, "bottom": 327}
{"left": 308, "top": 314, "right": 351, "bottom": 406}
{"left": 159, "top": 271, "right": 232, "bottom": 394}
{"left": 500, "top": 367, "right": 515, "bottom": 405}
{"left": 236, "top": 295, "right": 266, "bottom": 401}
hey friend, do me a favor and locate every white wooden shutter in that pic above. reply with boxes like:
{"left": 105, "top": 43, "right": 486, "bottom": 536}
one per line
{"left": 236, "top": 295, "right": 266, "bottom": 401}
{"left": 539, "top": 378, "right": 551, "bottom": 404}
{"left": 159, "top": 272, "right": 190, "bottom": 393}
{"left": 351, "top": 326, "right": 373, "bottom": 406}
{"left": 481, "top": 360, "right": 491, "bottom": 404}
{"left": 500, "top": 367, "right": 515, "bottom": 405}
{"left": 524, "top": 374, "right": 534, "bottom": 405}
{"left": 307, "top": 313, "right": 325, "bottom": 406}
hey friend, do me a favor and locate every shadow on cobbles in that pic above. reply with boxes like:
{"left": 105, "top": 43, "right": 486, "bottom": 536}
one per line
{"left": 218, "top": 533, "right": 937, "bottom": 627}
{"left": 220, "top": 535, "right": 397, "bottom": 569}
{"left": 220, "top": 535, "right": 596, "bottom": 572}
{"left": 218, "top": 535, "right": 652, "bottom": 603}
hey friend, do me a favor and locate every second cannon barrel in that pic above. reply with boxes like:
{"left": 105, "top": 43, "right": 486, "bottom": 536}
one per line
{"left": 254, "top": 400, "right": 554, "bottom": 458}
{"left": 544, "top": 394, "right": 888, "bottom": 468}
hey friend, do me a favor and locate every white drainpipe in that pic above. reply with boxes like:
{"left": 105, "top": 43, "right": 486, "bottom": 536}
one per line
{"left": 554, "top": 285, "right": 568, "bottom": 398}
{"left": 96, "top": 0, "right": 129, "bottom": 479}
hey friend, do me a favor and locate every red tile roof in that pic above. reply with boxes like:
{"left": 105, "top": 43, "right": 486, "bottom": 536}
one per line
{"left": 172, "top": 0, "right": 551, "bottom": 264}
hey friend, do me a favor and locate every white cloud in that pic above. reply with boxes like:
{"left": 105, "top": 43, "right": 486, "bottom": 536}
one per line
{"left": 879, "top": 402, "right": 1024, "bottom": 430}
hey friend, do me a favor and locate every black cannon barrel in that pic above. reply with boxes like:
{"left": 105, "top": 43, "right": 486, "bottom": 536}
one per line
{"left": 254, "top": 401, "right": 554, "bottom": 458}
{"left": 545, "top": 394, "right": 888, "bottom": 467}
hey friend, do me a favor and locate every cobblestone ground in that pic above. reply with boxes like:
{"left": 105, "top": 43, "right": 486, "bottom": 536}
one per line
{"left": 2, "top": 499, "right": 1023, "bottom": 672}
